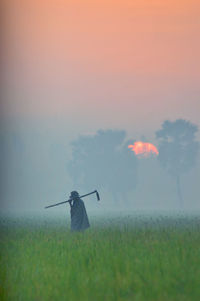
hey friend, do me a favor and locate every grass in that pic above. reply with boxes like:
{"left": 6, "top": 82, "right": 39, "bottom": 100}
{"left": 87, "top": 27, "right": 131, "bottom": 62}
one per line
{"left": 0, "top": 214, "right": 200, "bottom": 301}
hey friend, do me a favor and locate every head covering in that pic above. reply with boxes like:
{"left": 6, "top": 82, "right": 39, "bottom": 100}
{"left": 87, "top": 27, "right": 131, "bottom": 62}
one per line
{"left": 70, "top": 191, "right": 80, "bottom": 199}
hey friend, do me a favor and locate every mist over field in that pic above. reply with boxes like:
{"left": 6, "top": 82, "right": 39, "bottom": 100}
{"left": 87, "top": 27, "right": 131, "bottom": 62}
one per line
{"left": 2, "top": 0, "right": 200, "bottom": 217}
{"left": 1, "top": 2, "right": 200, "bottom": 300}
{"left": 0, "top": 120, "right": 200, "bottom": 216}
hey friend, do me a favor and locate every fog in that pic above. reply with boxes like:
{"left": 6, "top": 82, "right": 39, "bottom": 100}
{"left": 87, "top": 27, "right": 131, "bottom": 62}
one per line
{"left": 1, "top": 119, "right": 200, "bottom": 217}
{"left": 2, "top": 0, "right": 200, "bottom": 217}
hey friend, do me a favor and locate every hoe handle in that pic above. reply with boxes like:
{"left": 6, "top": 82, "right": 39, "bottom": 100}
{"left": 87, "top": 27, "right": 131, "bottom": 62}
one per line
{"left": 45, "top": 190, "right": 100, "bottom": 209}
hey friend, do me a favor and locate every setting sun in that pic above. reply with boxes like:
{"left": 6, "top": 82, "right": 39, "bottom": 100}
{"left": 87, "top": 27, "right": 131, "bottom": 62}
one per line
{"left": 128, "top": 141, "right": 159, "bottom": 158}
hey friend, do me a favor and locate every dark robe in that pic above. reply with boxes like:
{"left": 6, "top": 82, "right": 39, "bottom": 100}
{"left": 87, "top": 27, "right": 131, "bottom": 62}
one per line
{"left": 70, "top": 198, "right": 90, "bottom": 232}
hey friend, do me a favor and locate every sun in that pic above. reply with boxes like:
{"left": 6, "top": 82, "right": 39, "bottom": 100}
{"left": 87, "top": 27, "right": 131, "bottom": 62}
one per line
{"left": 128, "top": 141, "right": 159, "bottom": 158}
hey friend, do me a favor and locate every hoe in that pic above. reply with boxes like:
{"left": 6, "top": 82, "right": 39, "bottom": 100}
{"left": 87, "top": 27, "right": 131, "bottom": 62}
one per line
{"left": 45, "top": 190, "right": 100, "bottom": 209}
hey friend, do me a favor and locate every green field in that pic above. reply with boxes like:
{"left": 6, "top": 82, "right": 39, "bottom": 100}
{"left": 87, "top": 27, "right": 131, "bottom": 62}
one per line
{"left": 1, "top": 214, "right": 200, "bottom": 301}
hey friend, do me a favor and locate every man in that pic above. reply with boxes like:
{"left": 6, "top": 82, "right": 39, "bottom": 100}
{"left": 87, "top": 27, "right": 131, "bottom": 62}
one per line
{"left": 69, "top": 191, "right": 90, "bottom": 232}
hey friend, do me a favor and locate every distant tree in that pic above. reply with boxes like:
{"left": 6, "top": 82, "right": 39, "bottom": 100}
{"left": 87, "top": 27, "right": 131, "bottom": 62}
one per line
{"left": 156, "top": 119, "right": 199, "bottom": 207}
{"left": 67, "top": 129, "right": 138, "bottom": 203}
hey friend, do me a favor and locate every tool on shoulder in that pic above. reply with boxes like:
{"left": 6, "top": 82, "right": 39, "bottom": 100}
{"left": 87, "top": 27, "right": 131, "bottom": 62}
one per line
{"left": 45, "top": 190, "right": 100, "bottom": 209}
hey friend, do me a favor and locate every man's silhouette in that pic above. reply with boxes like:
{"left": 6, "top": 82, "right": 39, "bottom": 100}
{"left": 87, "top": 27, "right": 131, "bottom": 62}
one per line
{"left": 69, "top": 191, "right": 90, "bottom": 232}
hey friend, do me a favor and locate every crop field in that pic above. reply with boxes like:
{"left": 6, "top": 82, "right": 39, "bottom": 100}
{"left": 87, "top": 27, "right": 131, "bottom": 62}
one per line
{"left": 1, "top": 214, "right": 200, "bottom": 301}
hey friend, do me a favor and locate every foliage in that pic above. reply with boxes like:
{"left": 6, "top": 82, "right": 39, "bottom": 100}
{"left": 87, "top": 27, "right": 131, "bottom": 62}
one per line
{"left": 156, "top": 119, "right": 199, "bottom": 204}
{"left": 156, "top": 119, "right": 199, "bottom": 177}
{"left": 67, "top": 130, "right": 138, "bottom": 201}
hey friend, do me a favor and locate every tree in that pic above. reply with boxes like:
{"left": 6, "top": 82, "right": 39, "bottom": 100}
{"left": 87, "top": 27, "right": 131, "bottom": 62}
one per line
{"left": 156, "top": 119, "right": 199, "bottom": 207}
{"left": 67, "top": 129, "right": 138, "bottom": 203}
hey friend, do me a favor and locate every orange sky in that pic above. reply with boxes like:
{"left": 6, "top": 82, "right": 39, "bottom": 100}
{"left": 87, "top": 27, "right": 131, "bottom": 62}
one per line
{"left": 5, "top": 0, "right": 200, "bottom": 74}
{"left": 3, "top": 0, "right": 200, "bottom": 134}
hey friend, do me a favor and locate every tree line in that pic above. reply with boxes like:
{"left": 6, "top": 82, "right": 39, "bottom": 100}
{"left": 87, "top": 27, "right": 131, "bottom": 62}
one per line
{"left": 67, "top": 119, "right": 199, "bottom": 207}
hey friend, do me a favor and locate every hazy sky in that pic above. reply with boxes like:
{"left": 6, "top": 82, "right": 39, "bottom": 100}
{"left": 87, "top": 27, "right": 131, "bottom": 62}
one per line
{"left": 3, "top": 0, "right": 200, "bottom": 137}
{"left": 1, "top": 0, "right": 200, "bottom": 212}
